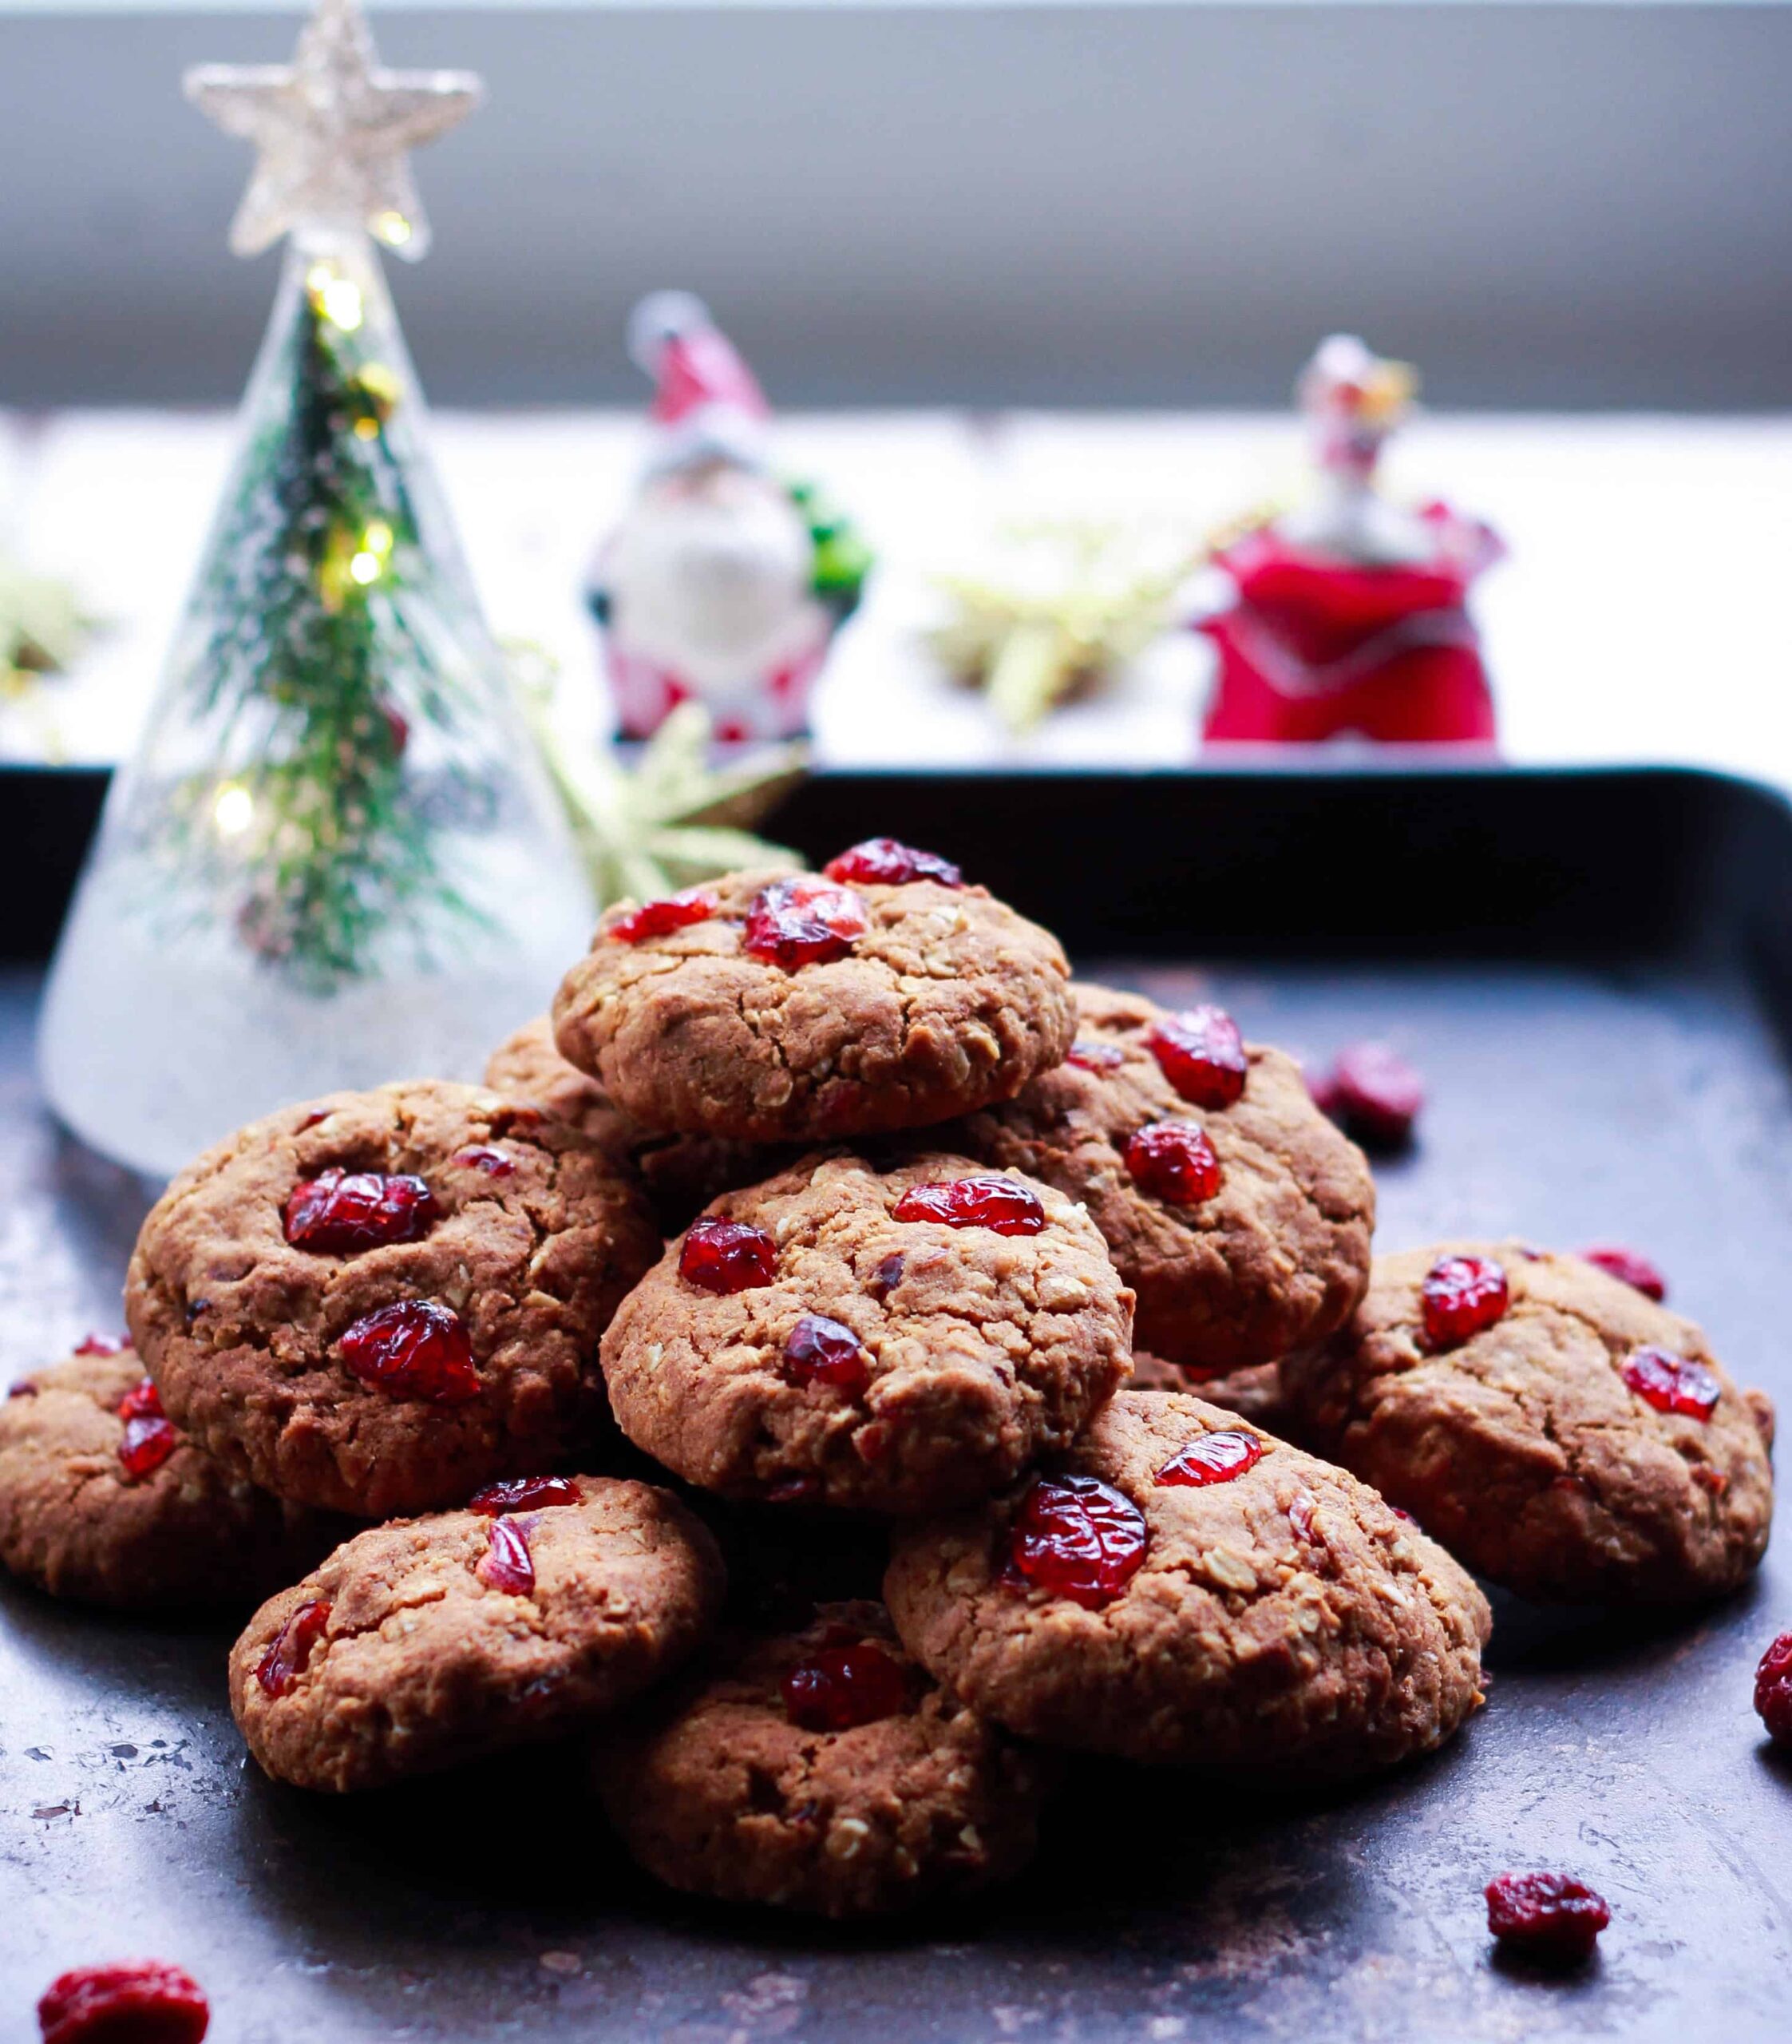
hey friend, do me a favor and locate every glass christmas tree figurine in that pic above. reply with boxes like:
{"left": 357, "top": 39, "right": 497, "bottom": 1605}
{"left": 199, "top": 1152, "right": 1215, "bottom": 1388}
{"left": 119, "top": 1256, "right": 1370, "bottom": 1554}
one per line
{"left": 38, "top": 0, "right": 594, "bottom": 1176}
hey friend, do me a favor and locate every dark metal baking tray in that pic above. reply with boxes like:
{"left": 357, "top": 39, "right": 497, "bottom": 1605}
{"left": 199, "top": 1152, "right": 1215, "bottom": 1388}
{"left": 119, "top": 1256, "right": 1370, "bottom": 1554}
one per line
{"left": 6, "top": 765, "right": 1792, "bottom": 2043}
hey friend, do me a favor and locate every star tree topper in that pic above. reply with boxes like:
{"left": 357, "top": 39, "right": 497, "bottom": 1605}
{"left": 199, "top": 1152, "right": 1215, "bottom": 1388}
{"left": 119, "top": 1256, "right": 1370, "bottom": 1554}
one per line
{"left": 185, "top": 0, "right": 481, "bottom": 260}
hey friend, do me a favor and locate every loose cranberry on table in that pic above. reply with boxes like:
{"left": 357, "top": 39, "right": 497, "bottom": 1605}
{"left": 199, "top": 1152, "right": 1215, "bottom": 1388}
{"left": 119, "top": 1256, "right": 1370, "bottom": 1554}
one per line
{"left": 1753, "top": 1631, "right": 1792, "bottom": 1744}
{"left": 1156, "top": 1428, "right": 1264, "bottom": 1488}
{"left": 822, "top": 838, "right": 963, "bottom": 888}
{"left": 679, "top": 1216, "right": 778, "bottom": 1294}
{"left": 1420, "top": 1254, "right": 1509, "bottom": 1349}
{"left": 892, "top": 1175, "right": 1046, "bottom": 1236}
{"left": 1622, "top": 1345, "right": 1721, "bottom": 1420}
{"left": 255, "top": 1598, "right": 331, "bottom": 1698}
{"left": 1311, "top": 1042, "right": 1425, "bottom": 1150}
{"left": 38, "top": 1959, "right": 210, "bottom": 2044}
{"left": 1580, "top": 1242, "right": 1667, "bottom": 1301}
{"left": 1004, "top": 1473, "right": 1149, "bottom": 1609}
{"left": 477, "top": 1516, "right": 536, "bottom": 1596}
{"left": 283, "top": 1168, "right": 437, "bottom": 1253}
{"left": 1146, "top": 1005, "right": 1249, "bottom": 1111}
{"left": 782, "top": 1638, "right": 911, "bottom": 1732}
{"left": 337, "top": 1299, "right": 480, "bottom": 1404}
{"left": 1484, "top": 1871, "right": 1610, "bottom": 1960}
{"left": 607, "top": 887, "right": 716, "bottom": 945}
{"left": 1124, "top": 1121, "right": 1222, "bottom": 1206}
{"left": 783, "top": 1313, "right": 870, "bottom": 1392}
{"left": 469, "top": 1474, "right": 581, "bottom": 1515}
{"left": 742, "top": 876, "right": 869, "bottom": 970}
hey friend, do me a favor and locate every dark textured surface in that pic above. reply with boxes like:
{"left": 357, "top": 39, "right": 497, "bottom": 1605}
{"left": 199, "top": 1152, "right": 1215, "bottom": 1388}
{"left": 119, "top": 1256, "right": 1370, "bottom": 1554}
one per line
{"left": 7, "top": 771, "right": 1792, "bottom": 2039}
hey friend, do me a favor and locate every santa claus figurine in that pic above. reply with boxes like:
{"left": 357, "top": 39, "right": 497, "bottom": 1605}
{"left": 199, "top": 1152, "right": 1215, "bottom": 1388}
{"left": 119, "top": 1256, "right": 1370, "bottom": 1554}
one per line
{"left": 587, "top": 291, "right": 871, "bottom": 742}
{"left": 1199, "top": 335, "right": 1503, "bottom": 748}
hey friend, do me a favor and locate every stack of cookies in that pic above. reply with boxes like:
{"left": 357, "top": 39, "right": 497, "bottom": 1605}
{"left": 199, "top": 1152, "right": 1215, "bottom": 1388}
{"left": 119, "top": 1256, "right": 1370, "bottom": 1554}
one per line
{"left": 0, "top": 838, "right": 1774, "bottom": 1923}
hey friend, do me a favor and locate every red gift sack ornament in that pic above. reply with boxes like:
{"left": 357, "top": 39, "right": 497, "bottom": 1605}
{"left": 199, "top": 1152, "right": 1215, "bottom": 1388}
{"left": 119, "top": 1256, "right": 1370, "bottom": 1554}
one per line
{"left": 1200, "top": 336, "right": 1503, "bottom": 749}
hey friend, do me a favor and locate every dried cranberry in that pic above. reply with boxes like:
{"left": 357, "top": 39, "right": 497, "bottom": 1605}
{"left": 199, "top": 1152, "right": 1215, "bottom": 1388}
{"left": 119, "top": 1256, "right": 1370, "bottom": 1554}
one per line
{"left": 73, "top": 1333, "right": 126, "bottom": 1358}
{"left": 469, "top": 1475, "right": 581, "bottom": 1515}
{"left": 338, "top": 1300, "right": 479, "bottom": 1404}
{"left": 1156, "top": 1428, "right": 1264, "bottom": 1488}
{"left": 784, "top": 1314, "right": 869, "bottom": 1392}
{"left": 116, "top": 1376, "right": 163, "bottom": 1423}
{"left": 782, "top": 1638, "right": 912, "bottom": 1731}
{"left": 1005, "top": 1473, "right": 1149, "bottom": 1609}
{"left": 283, "top": 1168, "right": 437, "bottom": 1254}
{"left": 822, "top": 838, "right": 963, "bottom": 889}
{"left": 1484, "top": 1872, "right": 1610, "bottom": 1960}
{"left": 1421, "top": 1254, "right": 1509, "bottom": 1349}
{"left": 868, "top": 1252, "right": 905, "bottom": 1301}
{"left": 1146, "top": 1006, "right": 1248, "bottom": 1111}
{"left": 608, "top": 888, "right": 716, "bottom": 945}
{"left": 255, "top": 1598, "right": 330, "bottom": 1697}
{"left": 38, "top": 1959, "right": 211, "bottom": 2044}
{"left": 454, "top": 1145, "right": 516, "bottom": 1177}
{"left": 1581, "top": 1243, "right": 1667, "bottom": 1301}
{"left": 1753, "top": 1632, "right": 1792, "bottom": 1744}
{"left": 742, "top": 877, "right": 868, "bottom": 970}
{"left": 679, "top": 1216, "right": 777, "bottom": 1294}
{"left": 1623, "top": 1346, "right": 1720, "bottom": 1420}
{"left": 118, "top": 1416, "right": 177, "bottom": 1482}
{"left": 1314, "top": 1042, "right": 1424, "bottom": 1148}
{"left": 892, "top": 1175, "right": 1046, "bottom": 1235}
{"left": 477, "top": 1516, "right": 535, "bottom": 1596}
{"left": 1124, "top": 1122, "right": 1222, "bottom": 1205}
{"left": 1066, "top": 1040, "right": 1126, "bottom": 1072}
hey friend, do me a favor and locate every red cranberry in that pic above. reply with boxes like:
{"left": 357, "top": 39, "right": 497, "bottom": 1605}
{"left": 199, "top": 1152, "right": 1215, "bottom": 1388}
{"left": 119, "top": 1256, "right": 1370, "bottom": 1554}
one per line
{"left": 1124, "top": 1122, "right": 1222, "bottom": 1205}
{"left": 608, "top": 888, "right": 716, "bottom": 945}
{"left": 73, "top": 1333, "right": 127, "bottom": 1358}
{"left": 1484, "top": 1872, "right": 1610, "bottom": 1960}
{"left": 1315, "top": 1042, "right": 1424, "bottom": 1148}
{"left": 38, "top": 1959, "right": 210, "bottom": 2044}
{"left": 1156, "top": 1428, "right": 1264, "bottom": 1488}
{"left": 117, "top": 1416, "right": 177, "bottom": 1482}
{"left": 742, "top": 877, "right": 868, "bottom": 970}
{"left": 1580, "top": 1243, "right": 1667, "bottom": 1301}
{"left": 782, "top": 1638, "right": 911, "bottom": 1731}
{"left": 470, "top": 1475, "right": 581, "bottom": 1515}
{"left": 1754, "top": 1632, "right": 1792, "bottom": 1744}
{"left": 283, "top": 1168, "right": 437, "bottom": 1254}
{"left": 1066, "top": 1040, "right": 1126, "bottom": 1072}
{"left": 454, "top": 1145, "right": 516, "bottom": 1177}
{"left": 116, "top": 1376, "right": 163, "bottom": 1423}
{"left": 822, "top": 838, "right": 963, "bottom": 889}
{"left": 255, "top": 1598, "right": 330, "bottom": 1697}
{"left": 784, "top": 1314, "right": 869, "bottom": 1392}
{"left": 892, "top": 1175, "right": 1046, "bottom": 1235}
{"left": 1421, "top": 1254, "right": 1509, "bottom": 1349}
{"left": 1146, "top": 1006, "right": 1248, "bottom": 1111}
{"left": 338, "top": 1300, "right": 479, "bottom": 1404}
{"left": 868, "top": 1252, "right": 905, "bottom": 1301}
{"left": 679, "top": 1216, "right": 777, "bottom": 1294}
{"left": 477, "top": 1516, "right": 535, "bottom": 1596}
{"left": 1623, "top": 1346, "right": 1720, "bottom": 1420}
{"left": 1005, "top": 1473, "right": 1149, "bottom": 1609}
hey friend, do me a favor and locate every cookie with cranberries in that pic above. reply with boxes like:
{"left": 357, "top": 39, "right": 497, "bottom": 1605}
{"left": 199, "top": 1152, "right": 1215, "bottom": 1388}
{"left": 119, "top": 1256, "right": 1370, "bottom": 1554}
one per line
{"left": 126, "top": 1081, "right": 660, "bottom": 1519}
{"left": 551, "top": 860, "right": 1074, "bottom": 1143}
{"left": 599, "top": 1151, "right": 1133, "bottom": 1514}
{"left": 1281, "top": 1243, "right": 1774, "bottom": 1603}
{"left": 230, "top": 1476, "right": 722, "bottom": 1792}
{"left": 591, "top": 1599, "right": 1047, "bottom": 1917}
{"left": 947, "top": 983, "right": 1374, "bottom": 1374}
{"left": 0, "top": 1348, "right": 341, "bottom": 1610}
{"left": 1126, "top": 1351, "right": 1296, "bottom": 1438}
{"left": 884, "top": 1389, "right": 1489, "bottom": 1773}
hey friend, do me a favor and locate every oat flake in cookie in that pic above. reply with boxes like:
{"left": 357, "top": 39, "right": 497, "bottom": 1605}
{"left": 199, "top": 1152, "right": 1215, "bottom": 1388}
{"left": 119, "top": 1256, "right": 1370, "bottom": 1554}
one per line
{"left": 599, "top": 1150, "right": 1133, "bottom": 1514}
{"left": 126, "top": 1080, "right": 661, "bottom": 1519}
{"left": 949, "top": 983, "right": 1375, "bottom": 1375}
{"left": 230, "top": 1476, "right": 724, "bottom": 1792}
{"left": 884, "top": 1389, "right": 1490, "bottom": 1774}
{"left": 1282, "top": 1242, "right": 1775, "bottom": 1604}
{"left": 550, "top": 857, "right": 1074, "bottom": 1143}
{"left": 593, "top": 1599, "right": 1047, "bottom": 1917}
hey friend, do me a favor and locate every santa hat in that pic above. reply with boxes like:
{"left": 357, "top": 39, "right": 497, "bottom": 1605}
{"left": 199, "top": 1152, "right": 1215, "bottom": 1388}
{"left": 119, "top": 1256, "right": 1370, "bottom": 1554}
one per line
{"left": 628, "top": 291, "right": 771, "bottom": 473}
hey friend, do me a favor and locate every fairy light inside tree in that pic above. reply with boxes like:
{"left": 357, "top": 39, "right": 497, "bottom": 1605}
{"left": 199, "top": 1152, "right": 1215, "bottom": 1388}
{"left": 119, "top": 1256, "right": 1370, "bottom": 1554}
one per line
{"left": 39, "top": 0, "right": 593, "bottom": 1177}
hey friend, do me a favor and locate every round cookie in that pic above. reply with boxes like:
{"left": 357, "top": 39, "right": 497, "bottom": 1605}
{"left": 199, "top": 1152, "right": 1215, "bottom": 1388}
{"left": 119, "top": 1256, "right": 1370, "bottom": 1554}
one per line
{"left": 592, "top": 1599, "right": 1047, "bottom": 1917}
{"left": 230, "top": 1476, "right": 724, "bottom": 1792}
{"left": 1280, "top": 1242, "right": 1775, "bottom": 1604}
{"left": 949, "top": 983, "right": 1374, "bottom": 1374}
{"left": 127, "top": 1081, "right": 661, "bottom": 1519}
{"left": 551, "top": 856, "right": 1074, "bottom": 1143}
{"left": 1128, "top": 1352, "right": 1293, "bottom": 1436}
{"left": 0, "top": 1348, "right": 340, "bottom": 1610}
{"left": 599, "top": 1150, "right": 1133, "bottom": 1513}
{"left": 485, "top": 1014, "right": 786, "bottom": 1234}
{"left": 885, "top": 1389, "right": 1490, "bottom": 1774}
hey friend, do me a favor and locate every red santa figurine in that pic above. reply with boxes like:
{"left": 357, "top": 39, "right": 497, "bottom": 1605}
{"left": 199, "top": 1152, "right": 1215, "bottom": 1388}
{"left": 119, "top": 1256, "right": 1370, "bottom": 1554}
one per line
{"left": 587, "top": 292, "right": 870, "bottom": 742}
{"left": 1199, "top": 336, "right": 1503, "bottom": 748}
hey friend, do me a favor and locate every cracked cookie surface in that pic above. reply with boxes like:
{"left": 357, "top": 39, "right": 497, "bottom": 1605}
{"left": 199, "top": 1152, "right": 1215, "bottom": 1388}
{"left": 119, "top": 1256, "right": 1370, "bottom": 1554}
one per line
{"left": 599, "top": 1150, "right": 1133, "bottom": 1514}
{"left": 884, "top": 1389, "right": 1490, "bottom": 1773}
{"left": 127, "top": 1081, "right": 661, "bottom": 1519}
{"left": 230, "top": 1476, "right": 724, "bottom": 1792}
{"left": 947, "top": 984, "right": 1374, "bottom": 1373}
{"left": 1281, "top": 1242, "right": 1775, "bottom": 1603}
{"left": 592, "top": 1598, "right": 1047, "bottom": 1917}
{"left": 551, "top": 865, "right": 1074, "bottom": 1143}
{"left": 0, "top": 1349, "right": 342, "bottom": 1610}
